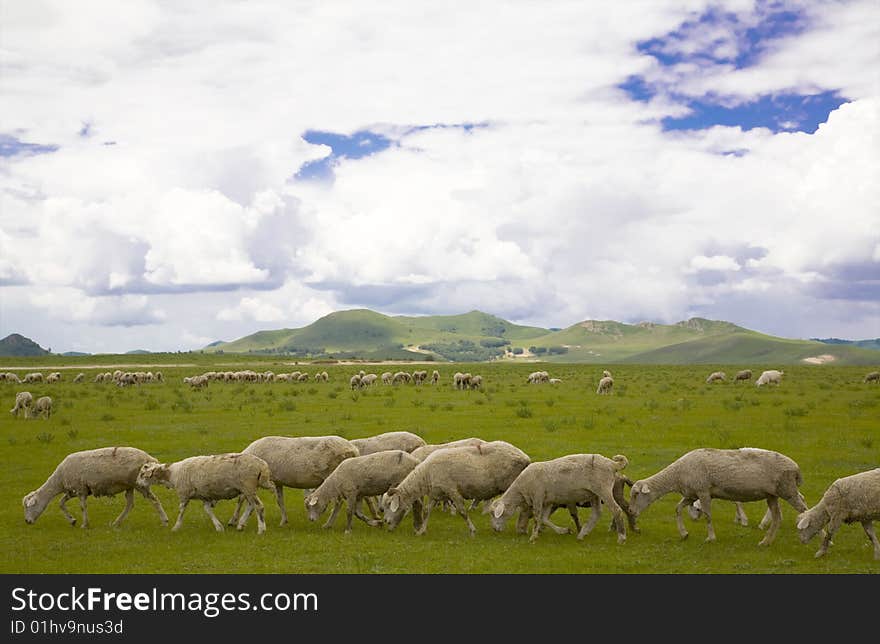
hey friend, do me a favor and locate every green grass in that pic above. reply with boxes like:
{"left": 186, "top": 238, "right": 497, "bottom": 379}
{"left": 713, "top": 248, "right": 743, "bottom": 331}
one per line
{"left": 2, "top": 359, "right": 879, "bottom": 573}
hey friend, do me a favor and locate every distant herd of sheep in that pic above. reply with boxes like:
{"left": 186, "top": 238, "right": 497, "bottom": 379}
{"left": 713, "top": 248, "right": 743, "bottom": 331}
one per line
{"left": 7, "top": 364, "right": 880, "bottom": 561}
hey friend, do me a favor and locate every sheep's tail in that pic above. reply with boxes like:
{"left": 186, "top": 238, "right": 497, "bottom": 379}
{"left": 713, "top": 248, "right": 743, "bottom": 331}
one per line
{"left": 258, "top": 465, "right": 274, "bottom": 490}
{"left": 611, "top": 454, "right": 628, "bottom": 471}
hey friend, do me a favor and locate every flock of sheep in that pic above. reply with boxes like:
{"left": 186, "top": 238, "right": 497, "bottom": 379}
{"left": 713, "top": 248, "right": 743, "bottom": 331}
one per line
{"left": 19, "top": 429, "right": 880, "bottom": 561}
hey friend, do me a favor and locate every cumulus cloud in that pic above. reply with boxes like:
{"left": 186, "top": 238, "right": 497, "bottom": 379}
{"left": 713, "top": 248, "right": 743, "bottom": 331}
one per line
{"left": 1, "top": 1, "right": 877, "bottom": 352}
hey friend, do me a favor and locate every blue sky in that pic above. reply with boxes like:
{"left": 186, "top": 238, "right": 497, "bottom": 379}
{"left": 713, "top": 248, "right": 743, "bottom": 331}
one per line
{"left": 0, "top": 1, "right": 877, "bottom": 352}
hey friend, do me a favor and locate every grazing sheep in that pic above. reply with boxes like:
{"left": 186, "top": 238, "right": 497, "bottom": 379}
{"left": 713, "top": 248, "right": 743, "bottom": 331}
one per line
{"left": 305, "top": 450, "right": 421, "bottom": 533}
{"left": 797, "top": 468, "right": 880, "bottom": 560}
{"left": 46, "top": 372, "right": 62, "bottom": 384}
{"left": 384, "top": 440, "right": 530, "bottom": 536}
{"left": 755, "top": 369, "right": 784, "bottom": 387}
{"left": 392, "top": 371, "right": 412, "bottom": 385}
{"left": 4, "top": 372, "right": 22, "bottom": 384}
{"left": 154, "top": 371, "right": 164, "bottom": 383}
{"left": 360, "top": 373, "right": 378, "bottom": 387}
{"left": 527, "top": 371, "right": 549, "bottom": 384}
{"left": 430, "top": 370, "right": 440, "bottom": 385}
{"left": 734, "top": 369, "right": 753, "bottom": 383}
{"left": 488, "top": 453, "right": 630, "bottom": 544}
{"left": 864, "top": 371, "right": 879, "bottom": 384}
{"left": 184, "top": 375, "right": 208, "bottom": 389}
{"left": 412, "top": 370, "right": 428, "bottom": 385}
{"left": 137, "top": 453, "right": 273, "bottom": 534}
{"left": 602, "top": 370, "right": 612, "bottom": 378}
{"left": 10, "top": 391, "right": 33, "bottom": 418}
{"left": 22, "top": 446, "right": 168, "bottom": 528}
{"left": 469, "top": 375, "right": 483, "bottom": 389}
{"left": 351, "top": 431, "right": 427, "bottom": 456}
{"left": 410, "top": 437, "right": 487, "bottom": 462}
{"left": 549, "top": 378, "right": 562, "bottom": 385}
{"left": 23, "top": 372, "right": 43, "bottom": 384}
{"left": 629, "top": 447, "right": 807, "bottom": 545}
{"left": 706, "top": 371, "right": 726, "bottom": 384}
{"left": 73, "top": 373, "right": 85, "bottom": 383}
{"left": 28, "top": 396, "right": 52, "bottom": 420}
{"left": 350, "top": 374, "right": 362, "bottom": 390}
{"left": 230, "top": 435, "right": 359, "bottom": 527}
{"left": 381, "top": 372, "right": 393, "bottom": 385}
{"left": 596, "top": 376, "right": 614, "bottom": 395}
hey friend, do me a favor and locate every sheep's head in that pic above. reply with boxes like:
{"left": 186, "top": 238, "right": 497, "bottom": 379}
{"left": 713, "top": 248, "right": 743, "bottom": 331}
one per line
{"left": 628, "top": 481, "right": 653, "bottom": 516}
{"left": 22, "top": 491, "right": 41, "bottom": 524}
{"left": 304, "top": 491, "right": 328, "bottom": 522}
{"left": 796, "top": 507, "right": 826, "bottom": 544}
{"left": 485, "top": 499, "right": 510, "bottom": 533}
{"left": 382, "top": 488, "right": 407, "bottom": 531}
{"left": 137, "top": 462, "right": 170, "bottom": 488}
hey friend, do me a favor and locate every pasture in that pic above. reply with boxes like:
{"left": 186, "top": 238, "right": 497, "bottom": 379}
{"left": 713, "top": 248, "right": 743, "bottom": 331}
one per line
{"left": 1, "top": 358, "right": 878, "bottom": 574}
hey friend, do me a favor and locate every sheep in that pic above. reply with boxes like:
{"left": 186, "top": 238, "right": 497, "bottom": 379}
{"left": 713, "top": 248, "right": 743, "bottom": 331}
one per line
{"left": 602, "top": 370, "right": 612, "bottom": 378}
{"left": 706, "top": 371, "right": 726, "bottom": 384}
{"left": 410, "top": 437, "right": 487, "bottom": 462}
{"left": 755, "top": 369, "right": 784, "bottom": 387}
{"left": 23, "top": 372, "right": 43, "bottom": 383}
{"left": 298, "top": 373, "right": 309, "bottom": 382}
{"left": 229, "top": 435, "right": 359, "bottom": 527}
{"left": 22, "top": 446, "right": 168, "bottom": 528}
{"left": 549, "top": 378, "right": 562, "bottom": 385}
{"left": 10, "top": 391, "right": 33, "bottom": 418}
{"left": 5, "top": 372, "right": 22, "bottom": 384}
{"left": 350, "top": 374, "right": 362, "bottom": 390}
{"left": 28, "top": 396, "right": 52, "bottom": 420}
{"left": 527, "top": 371, "right": 549, "bottom": 384}
{"left": 351, "top": 431, "right": 427, "bottom": 456}
{"left": 392, "top": 371, "right": 412, "bottom": 385}
{"left": 154, "top": 371, "right": 164, "bottom": 383}
{"left": 734, "top": 369, "right": 753, "bottom": 383}
{"left": 796, "top": 468, "right": 880, "bottom": 560}
{"left": 46, "top": 372, "right": 62, "bottom": 384}
{"left": 305, "top": 450, "right": 421, "bottom": 533}
{"left": 383, "top": 440, "right": 530, "bottom": 536}
{"left": 596, "top": 375, "right": 613, "bottom": 395}
{"left": 487, "top": 453, "right": 630, "bottom": 544}
{"left": 469, "top": 374, "right": 483, "bottom": 389}
{"left": 628, "top": 447, "right": 807, "bottom": 545}
{"left": 73, "top": 373, "right": 85, "bottom": 383}
{"left": 137, "top": 453, "right": 273, "bottom": 534}
{"left": 864, "top": 371, "right": 879, "bottom": 384}
{"left": 412, "top": 370, "right": 428, "bottom": 385}
{"left": 381, "top": 371, "right": 393, "bottom": 385}
{"left": 360, "top": 373, "right": 378, "bottom": 387}
{"left": 430, "top": 370, "right": 440, "bottom": 385}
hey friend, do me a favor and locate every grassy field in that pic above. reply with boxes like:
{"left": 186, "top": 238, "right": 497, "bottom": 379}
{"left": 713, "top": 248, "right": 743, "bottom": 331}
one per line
{"left": 1, "top": 358, "right": 878, "bottom": 574}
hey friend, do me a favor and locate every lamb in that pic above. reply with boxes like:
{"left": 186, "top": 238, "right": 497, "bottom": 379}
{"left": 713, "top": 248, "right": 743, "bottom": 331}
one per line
{"left": 469, "top": 375, "right": 483, "bottom": 389}
{"left": 10, "top": 391, "right": 33, "bottom": 418}
{"left": 864, "top": 371, "right": 879, "bottom": 384}
{"left": 410, "top": 437, "right": 487, "bottom": 462}
{"left": 305, "top": 450, "right": 421, "bottom": 533}
{"left": 381, "top": 372, "right": 393, "bottom": 385}
{"left": 28, "top": 396, "right": 52, "bottom": 420}
{"left": 734, "top": 369, "right": 753, "bottom": 383}
{"left": 755, "top": 369, "right": 784, "bottom": 387}
{"left": 230, "top": 435, "right": 359, "bottom": 527}
{"left": 628, "top": 447, "right": 807, "bottom": 545}
{"left": 488, "top": 453, "right": 630, "bottom": 544}
{"left": 549, "top": 378, "right": 562, "bottom": 385}
{"left": 360, "top": 373, "right": 378, "bottom": 387}
{"left": 73, "top": 373, "right": 85, "bottom": 383}
{"left": 23, "top": 372, "right": 43, "bottom": 383}
{"left": 46, "top": 372, "right": 62, "bottom": 384}
{"left": 383, "top": 440, "right": 530, "bottom": 536}
{"left": 596, "top": 375, "right": 614, "bottom": 395}
{"left": 706, "top": 371, "right": 726, "bottom": 384}
{"left": 430, "top": 370, "right": 440, "bottom": 385}
{"left": 350, "top": 374, "right": 362, "bottom": 390}
{"left": 796, "top": 468, "right": 880, "bottom": 560}
{"left": 351, "top": 431, "right": 427, "bottom": 456}
{"left": 22, "top": 446, "right": 168, "bottom": 528}
{"left": 137, "top": 453, "right": 273, "bottom": 534}
{"left": 527, "top": 371, "right": 549, "bottom": 384}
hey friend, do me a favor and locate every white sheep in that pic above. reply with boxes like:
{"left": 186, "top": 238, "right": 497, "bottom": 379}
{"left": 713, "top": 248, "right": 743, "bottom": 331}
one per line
{"left": 629, "top": 447, "right": 807, "bottom": 545}
{"left": 549, "top": 378, "right": 562, "bottom": 385}
{"left": 797, "top": 468, "right": 880, "bottom": 560}
{"left": 392, "top": 371, "right": 412, "bottom": 385}
{"left": 381, "top": 372, "right": 393, "bottom": 385}
{"left": 383, "top": 440, "right": 530, "bottom": 536}
{"left": 596, "top": 375, "right": 614, "bottom": 395}
{"left": 349, "top": 374, "right": 362, "bottom": 390}
{"left": 527, "top": 371, "right": 549, "bottom": 384}
{"left": 4, "top": 372, "right": 22, "bottom": 384}
{"left": 430, "top": 370, "right": 440, "bottom": 385}
{"left": 23, "top": 372, "right": 43, "bottom": 383}
{"left": 755, "top": 369, "right": 784, "bottom": 387}
{"left": 864, "top": 371, "right": 879, "bottom": 384}
{"left": 706, "top": 371, "right": 726, "bottom": 384}
{"left": 28, "top": 396, "right": 52, "bottom": 420}
{"left": 230, "top": 435, "right": 359, "bottom": 527}
{"left": 488, "top": 453, "right": 630, "bottom": 544}
{"left": 469, "top": 374, "right": 483, "bottom": 389}
{"left": 360, "top": 373, "right": 378, "bottom": 387}
{"left": 46, "top": 372, "right": 61, "bottom": 384}
{"left": 137, "top": 453, "right": 273, "bottom": 534}
{"left": 410, "top": 437, "right": 487, "bottom": 462}
{"left": 305, "top": 450, "right": 421, "bottom": 533}
{"left": 734, "top": 369, "right": 753, "bottom": 383}
{"left": 22, "top": 446, "right": 168, "bottom": 528}
{"left": 73, "top": 373, "right": 85, "bottom": 383}
{"left": 10, "top": 391, "right": 33, "bottom": 418}
{"left": 351, "top": 431, "right": 427, "bottom": 456}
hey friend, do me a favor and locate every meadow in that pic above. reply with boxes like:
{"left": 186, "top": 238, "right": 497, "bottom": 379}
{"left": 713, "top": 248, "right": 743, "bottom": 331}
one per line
{"left": 1, "top": 357, "right": 878, "bottom": 574}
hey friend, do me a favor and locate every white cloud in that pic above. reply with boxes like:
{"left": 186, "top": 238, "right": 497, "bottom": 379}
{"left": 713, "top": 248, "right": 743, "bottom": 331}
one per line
{"left": 217, "top": 297, "right": 285, "bottom": 323}
{"left": 687, "top": 255, "right": 742, "bottom": 273}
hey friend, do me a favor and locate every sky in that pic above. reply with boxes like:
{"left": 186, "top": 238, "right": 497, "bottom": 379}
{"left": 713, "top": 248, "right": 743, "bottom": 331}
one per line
{"left": 0, "top": 0, "right": 878, "bottom": 353}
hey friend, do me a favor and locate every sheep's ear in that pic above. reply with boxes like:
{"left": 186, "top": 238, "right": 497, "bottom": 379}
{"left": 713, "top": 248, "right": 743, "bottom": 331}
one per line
{"left": 308, "top": 496, "right": 318, "bottom": 507}
{"left": 797, "top": 515, "right": 810, "bottom": 530}
{"left": 640, "top": 484, "right": 651, "bottom": 494}
{"left": 24, "top": 494, "right": 37, "bottom": 508}
{"left": 389, "top": 496, "right": 400, "bottom": 513}
{"left": 492, "top": 502, "right": 505, "bottom": 519}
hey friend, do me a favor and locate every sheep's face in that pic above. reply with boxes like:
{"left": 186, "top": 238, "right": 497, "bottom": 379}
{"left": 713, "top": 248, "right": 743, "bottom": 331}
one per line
{"left": 137, "top": 463, "right": 170, "bottom": 488}
{"left": 796, "top": 509, "right": 825, "bottom": 543}
{"left": 628, "top": 482, "right": 652, "bottom": 516}
{"left": 686, "top": 502, "right": 703, "bottom": 522}
{"left": 383, "top": 492, "right": 407, "bottom": 530}
{"left": 22, "top": 492, "right": 41, "bottom": 524}
{"left": 486, "top": 500, "right": 509, "bottom": 532}
{"left": 304, "top": 493, "right": 328, "bottom": 522}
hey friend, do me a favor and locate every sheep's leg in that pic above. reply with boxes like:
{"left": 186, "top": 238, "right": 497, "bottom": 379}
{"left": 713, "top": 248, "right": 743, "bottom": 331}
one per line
{"left": 237, "top": 501, "right": 254, "bottom": 528}
{"left": 78, "top": 495, "right": 90, "bottom": 529}
{"left": 734, "top": 502, "right": 749, "bottom": 527}
{"left": 416, "top": 499, "right": 435, "bottom": 536}
{"left": 353, "top": 496, "right": 380, "bottom": 527}
{"left": 274, "top": 484, "right": 288, "bottom": 527}
{"left": 674, "top": 498, "right": 691, "bottom": 540}
{"left": 344, "top": 496, "right": 356, "bottom": 534}
{"left": 449, "top": 492, "right": 476, "bottom": 536}
{"left": 599, "top": 491, "right": 626, "bottom": 544}
{"left": 757, "top": 508, "right": 772, "bottom": 530}
{"left": 172, "top": 499, "right": 190, "bottom": 532}
{"left": 567, "top": 504, "right": 582, "bottom": 534}
{"left": 58, "top": 492, "right": 77, "bottom": 526}
{"left": 139, "top": 486, "right": 168, "bottom": 526}
{"left": 515, "top": 508, "right": 531, "bottom": 535}
{"left": 697, "top": 495, "right": 715, "bottom": 542}
{"left": 815, "top": 516, "right": 841, "bottom": 558}
{"left": 758, "top": 496, "right": 782, "bottom": 546}
{"left": 577, "top": 501, "right": 602, "bottom": 540}
{"left": 411, "top": 499, "right": 424, "bottom": 532}
{"left": 541, "top": 506, "right": 571, "bottom": 535}
{"left": 203, "top": 501, "right": 225, "bottom": 532}
{"left": 860, "top": 521, "right": 880, "bottom": 560}
{"left": 227, "top": 495, "right": 245, "bottom": 526}
{"left": 363, "top": 496, "right": 380, "bottom": 521}
{"left": 529, "top": 505, "right": 544, "bottom": 542}
{"left": 111, "top": 489, "right": 135, "bottom": 528}
{"left": 322, "top": 500, "right": 342, "bottom": 529}
{"left": 244, "top": 494, "right": 266, "bottom": 534}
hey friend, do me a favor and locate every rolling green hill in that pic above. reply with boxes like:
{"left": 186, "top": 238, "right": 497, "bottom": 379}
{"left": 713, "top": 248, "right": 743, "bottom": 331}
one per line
{"left": 205, "top": 309, "right": 880, "bottom": 365}
{"left": 0, "top": 333, "right": 50, "bottom": 357}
